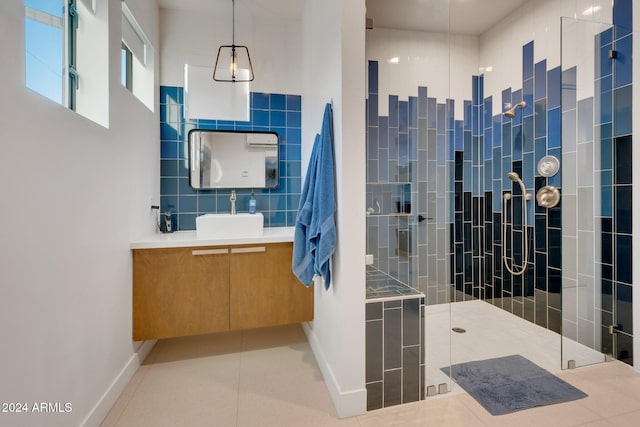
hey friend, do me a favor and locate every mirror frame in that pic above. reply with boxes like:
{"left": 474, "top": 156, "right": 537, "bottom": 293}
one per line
{"left": 188, "top": 129, "right": 280, "bottom": 190}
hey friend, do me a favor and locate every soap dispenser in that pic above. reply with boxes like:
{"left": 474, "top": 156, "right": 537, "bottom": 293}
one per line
{"left": 249, "top": 192, "right": 257, "bottom": 214}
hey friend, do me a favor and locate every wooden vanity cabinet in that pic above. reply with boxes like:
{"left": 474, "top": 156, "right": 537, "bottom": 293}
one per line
{"left": 229, "top": 243, "right": 314, "bottom": 330}
{"left": 132, "top": 242, "right": 313, "bottom": 341}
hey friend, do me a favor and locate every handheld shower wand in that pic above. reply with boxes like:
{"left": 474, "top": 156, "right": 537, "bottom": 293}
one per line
{"left": 503, "top": 172, "right": 531, "bottom": 276}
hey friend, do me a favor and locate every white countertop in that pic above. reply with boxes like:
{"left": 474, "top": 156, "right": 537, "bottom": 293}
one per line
{"left": 130, "top": 227, "right": 295, "bottom": 249}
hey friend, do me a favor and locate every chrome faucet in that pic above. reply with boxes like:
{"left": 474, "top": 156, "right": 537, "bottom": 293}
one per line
{"left": 230, "top": 190, "right": 237, "bottom": 215}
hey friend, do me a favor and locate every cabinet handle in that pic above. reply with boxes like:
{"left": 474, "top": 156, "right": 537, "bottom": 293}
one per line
{"left": 231, "top": 246, "right": 266, "bottom": 254}
{"left": 191, "top": 249, "right": 229, "bottom": 256}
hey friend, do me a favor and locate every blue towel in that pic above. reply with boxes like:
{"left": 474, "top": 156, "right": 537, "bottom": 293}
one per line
{"left": 310, "top": 103, "right": 336, "bottom": 288}
{"left": 292, "top": 103, "right": 336, "bottom": 289}
{"left": 292, "top": 134, "right": 320, "bottom": 286}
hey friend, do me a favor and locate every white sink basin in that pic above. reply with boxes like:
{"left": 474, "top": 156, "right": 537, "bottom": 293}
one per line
{"left": 196, "top": 213, "right": 264, "bottom": 239}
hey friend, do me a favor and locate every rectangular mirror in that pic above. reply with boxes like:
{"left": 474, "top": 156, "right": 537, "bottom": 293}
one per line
{"left": 188, "top": 129, "right": 279, "bottom": 189}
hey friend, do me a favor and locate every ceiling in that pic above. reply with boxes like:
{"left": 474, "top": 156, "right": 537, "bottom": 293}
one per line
{"left": 366, "top": 0, "right": 531, "bottom": 36}
{"left": 158, "top": 0, "right": 531, "bottom": 36}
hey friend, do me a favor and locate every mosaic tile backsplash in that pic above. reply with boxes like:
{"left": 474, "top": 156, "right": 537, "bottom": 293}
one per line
{"left": 366, "top": 0, "right": 633, "bottom": 364}
{"left": 159, "top": 87, "right": 302, "bottom": 230}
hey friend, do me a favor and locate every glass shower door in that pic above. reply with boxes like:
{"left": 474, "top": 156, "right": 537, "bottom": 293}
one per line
{"left": 559, "top": 16, "right": 619, "bottom": 369}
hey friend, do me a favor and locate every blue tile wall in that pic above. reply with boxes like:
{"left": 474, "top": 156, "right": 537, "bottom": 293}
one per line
{"left": 366, "top": 0, "right": 633, "bottom": 362}
{"left": 159, "top": 86, "right": 302, "bottom": 230}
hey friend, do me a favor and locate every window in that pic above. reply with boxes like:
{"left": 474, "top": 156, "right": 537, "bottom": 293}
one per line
{"left": 121, "top": 43, "right": 133, "bottom": 91}
{"left": 25, "top": 0, "right": 77, "bottom": 108}
{"left": 121, "top": 1, "right": 154, "bottom": 110}
{"left": 25, "top": 0, "right": 109, "bottom": 127}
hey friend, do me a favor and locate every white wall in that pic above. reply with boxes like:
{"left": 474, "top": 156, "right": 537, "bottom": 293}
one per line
{"left": 159, "top": 6, "right": 303, "bottom": 95}
{"left": 0, "top": 0, "right": 159, "bottom": 425}
{"left": 301, "top": 0, "right": 367, "bottom": 418}
{"left": 366, "top": 28, "right": 478, "bottom": 118}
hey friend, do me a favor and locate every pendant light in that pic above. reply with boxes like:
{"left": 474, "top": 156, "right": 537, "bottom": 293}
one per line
{"left": 213, "top": 0, "right": 255, "bottom": 82}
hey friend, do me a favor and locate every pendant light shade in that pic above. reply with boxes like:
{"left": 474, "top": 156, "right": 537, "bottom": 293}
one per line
{"left": 213, "top": 0, "right": 254, "bottom": 82}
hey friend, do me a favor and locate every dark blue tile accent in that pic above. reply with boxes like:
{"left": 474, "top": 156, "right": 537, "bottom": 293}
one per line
{"left": 602, "top": 186, "right": 613, "bottom": 217}
{"left": 615, "top": 136, "right": 632, "bottom": 184}
{"left": 615, "top": 185, "right": 632, "bottom": 234}
{"left": 614, "top": 35, "right": 632, "bottom": 88}
{"left": 286, "top": 95, "right": 301, "bottom": 111}
{"left": 547, "top": 67, "right": 561, "bottom": 109}
{"left": 179, "top": 195, "right": 197, "bottom": 212}
{"left": 614, "top": 85, "right": 632, "bottom": 136}
{"left": 399, "top": 101, "right": 408, "bottom": 133}
{"left": 287, "top": 111, "right": 302, "bottom": 128}
{"left": 160, "top": 122, "right": 179, "bottom": 142}
{"left": 270, "top": 94, "right": 286, "bottom": 110}
{"left": 368, "top": 60, "right": 379, "bottom": 94}
{"left": 464, "top": 100, "right": 472, "bottom": 130}
{"left": 535, "top": 60, "right": 547, "bottom": 100}
{"left": 369, "top": 94, "right": 379, "bottom": 127}
{"left": 198, "top": 194, "right": 216, "bottom": 212}
{"left": 448, "top": 99, "right": 455, "bottom": 130}
{"left": 534, "top": 99, "right": 547, "bottom": 138}
{"left": 598, "top": 27, "right": 614, "bottom": 47}
{"left": 512, "top": 89, "right": 522, "bottom": 106}
{"left": 561, "top": 67, "right": 577, "bottom": 112}
{"left": 437, "top": 103, "right": 446, "bottom": 133}
{"left": 252, "top": 109, "right": 269, "bottom": 127}
{"left": 161, "top": 159, "right": 179, "bottom": 177}
{"left": 418, "top": 86, "right": 428, "bottom": 118}
{"left": 547, "top": 108, "right": 561, "bottom": 148}
{"left": 252, "top": 92, "right": 270, "bottom": 109}
{"left": 616, "top": 235, "right": 632, "bottom": 284}
{"left": 598, "top": 90, "right": 613, "bottom": 124}
{"left": 287, "top": 128, "right": 301, "bottom": 145}
{"left": 160, "top": 177, "right": 179, "bottom": 195}
{"left": 523, "top": 78, "right": 534, "bottom": 116}
{"left": 368, "top": 127, "right": 379, "bottom": 160}
{"left": 535, "top": 137, "right": 546, "bottom": 166}
{"left": 616, "top": 284, "right": 633, "bottom": 335}
{"left": 597, "top": 45, "right": 614, "bottom": 79}
{"left": 502, "top": 123, "right": 511, "bottom": 157}
{"left": 484, "top": 97, "right": 492, "bottom": 130}
{"left": 455, "top": 120, "right": 463, "bottom": 150}
{"left": 523, "top": 116, "right": 534, "bottom": 153}
{"left": 523, "top": 41, "right": 534, "bottom": 81}
{"left": 501, "top": 88, "right": 512, "bottom": 123}
{"left": 484, "top": 128, "right": 493, "bottom": 159}
{"left": 613, "top": 0, "right": 632, "bottom": 39}
{"left": 472, "top": 76, "right": 479, "bottom": 105}
{"left": 270, "top": 110, "right": 286, "bottom": 128}
{"left": 160, "top": 195, "right": 178, "bottom": 213}
{"left": 409, "top": 96, "right": 418, "bottom": 128}
{"left": 512, "top": 125, "right": 522, "bottom": 161}
{"left": 602, "top": 137, "right": 613, "bottom": 170}
{"left": 390, "top": 95, "right": 399, "bottom": 127}
{"left": 493, "top": 116, "right": 501, "bottom": 148}
{"left": 177, "top": 213, "right": 196, "bottom": 231}
{"left": 160, "top": 141, "right": 178, "bottom": 159}
{"left": 379, "top": 116, "right": 389, "bottom": 149}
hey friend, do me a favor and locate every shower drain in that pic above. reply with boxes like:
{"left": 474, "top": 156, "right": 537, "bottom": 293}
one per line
{"left": 452, "top": 327, "right": 466, "bottom": 333}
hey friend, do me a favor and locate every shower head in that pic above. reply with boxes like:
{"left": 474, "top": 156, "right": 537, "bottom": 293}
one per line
{"left": 507, "top": 171, "right": 520, "bottom": 181}
{"left": 503, "top": 101, "right": 526, "bottom": 118}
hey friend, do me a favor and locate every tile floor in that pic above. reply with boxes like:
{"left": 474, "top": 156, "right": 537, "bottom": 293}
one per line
{"left": 102, "top": 318, "right": 640, "bottom": 427}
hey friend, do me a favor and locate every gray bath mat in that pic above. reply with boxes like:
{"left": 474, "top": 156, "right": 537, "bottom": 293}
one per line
{"left": 442, "top": 354, "right": 587, "bottom": 415}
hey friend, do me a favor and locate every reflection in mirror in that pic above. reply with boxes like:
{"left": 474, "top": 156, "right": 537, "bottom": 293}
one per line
{"left": 188, "top": 129, "right": 279, "bottom": 189}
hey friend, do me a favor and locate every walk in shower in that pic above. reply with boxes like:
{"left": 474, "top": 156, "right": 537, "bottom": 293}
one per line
{"left": 364, "top": 0, "right": 633, "bottom": 411}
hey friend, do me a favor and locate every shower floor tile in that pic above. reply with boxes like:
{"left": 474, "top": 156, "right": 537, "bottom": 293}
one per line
{"left": 425, "top": 299, "right": 605, "bottom": 395}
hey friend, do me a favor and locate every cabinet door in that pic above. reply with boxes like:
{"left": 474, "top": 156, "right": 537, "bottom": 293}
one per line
{"left": 133, "top": 247, "right": 230, "bottom": 340}
{"left": 229, "top": 242, "right": 313, "bottom": 330}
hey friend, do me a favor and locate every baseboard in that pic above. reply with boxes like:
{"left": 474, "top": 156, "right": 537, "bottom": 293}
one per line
{"left": 80, "top": 339, "right": 157, "bottom": 427}
{"left": 302, "top": 323, "right": 366, "bottom": 418}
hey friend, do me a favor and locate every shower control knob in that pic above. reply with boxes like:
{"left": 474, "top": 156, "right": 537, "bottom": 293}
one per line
{"left": 536, "top": 186, "right": 560, "bottom": 209}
